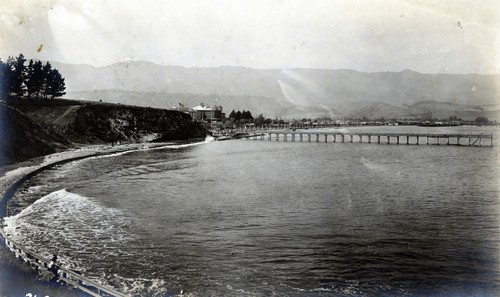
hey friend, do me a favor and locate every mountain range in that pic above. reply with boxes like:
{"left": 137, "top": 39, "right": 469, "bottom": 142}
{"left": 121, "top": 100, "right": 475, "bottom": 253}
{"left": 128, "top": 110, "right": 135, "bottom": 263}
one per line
{"left": 53, "top": 61, "right": 500, "bottom": 120}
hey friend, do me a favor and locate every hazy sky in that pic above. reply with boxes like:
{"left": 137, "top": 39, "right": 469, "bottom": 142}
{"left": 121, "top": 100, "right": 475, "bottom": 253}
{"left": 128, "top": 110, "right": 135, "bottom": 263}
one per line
{"left": 0, "top": 0, "right": 498, "bottom": 73}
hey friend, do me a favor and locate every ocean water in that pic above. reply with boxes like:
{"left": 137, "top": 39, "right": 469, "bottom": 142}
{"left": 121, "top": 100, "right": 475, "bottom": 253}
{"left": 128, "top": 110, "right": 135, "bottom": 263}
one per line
{"left": 4, "top": 127, "right": 500, "bottom": 296}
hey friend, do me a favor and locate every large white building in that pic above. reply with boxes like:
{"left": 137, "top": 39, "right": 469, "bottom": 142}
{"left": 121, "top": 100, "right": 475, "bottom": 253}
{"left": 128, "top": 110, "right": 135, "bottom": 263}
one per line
{"left": 171, "top": 102, "right": 225, "bottom": 122}
{"left": 190, "top": 103, "right": 224, "bottom": 122}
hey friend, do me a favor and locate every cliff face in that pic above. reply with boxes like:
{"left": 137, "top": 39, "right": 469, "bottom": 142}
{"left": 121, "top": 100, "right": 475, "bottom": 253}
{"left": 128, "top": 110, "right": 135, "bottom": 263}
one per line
{"left": 0, "top": 99, "right": 208, "bottom": 165}
{"left": 57, "top": 104, "right": 207, "bottom": 143}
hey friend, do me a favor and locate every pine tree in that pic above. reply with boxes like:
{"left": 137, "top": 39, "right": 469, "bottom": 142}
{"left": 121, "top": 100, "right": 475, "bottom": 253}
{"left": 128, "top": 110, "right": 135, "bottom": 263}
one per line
{"left": 42, "top": 62, "right": 53, "bottom": 99}
{"left": 48, "top": 69, "right": 66, "bottom": 98}
{"left": 26, "top": 59, "right": 45, "bottom": 98}
{"left": 32, "top": 60, "right": 45, "bottom": 98}
{"left": 0, "top": 58, "right": 12, "bottom": 100}
{"left": 1, "top": 54, "right": 66, "bottom": 100}
{"left": 242, "top": 110, "right": 253, "bottom": 120}
{"left": 9, "top": 54, "right": 27, "bottom": 98}
{"left": 0, "top": 54, "right": 66, "bottom": 100}
{"left": 25, "top": 59, "right": 34, "bottom": 98}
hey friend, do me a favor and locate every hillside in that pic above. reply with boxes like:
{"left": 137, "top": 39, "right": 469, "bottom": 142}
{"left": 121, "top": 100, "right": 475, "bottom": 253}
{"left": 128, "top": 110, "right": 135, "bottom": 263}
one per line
{"left": 0, "top": 99, "right": 208, "bottom": 165}
{"left": 54, "top": 61, "right": 500, "bottom": 119}
{"left": 0, "top": 103, "right": 70, "bottom": 165}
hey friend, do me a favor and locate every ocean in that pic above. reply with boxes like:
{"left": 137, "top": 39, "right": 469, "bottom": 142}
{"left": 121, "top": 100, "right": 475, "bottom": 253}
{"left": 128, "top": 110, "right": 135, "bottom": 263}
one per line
{"left": 3, "top": 126, "right": 500, "bottom": 296}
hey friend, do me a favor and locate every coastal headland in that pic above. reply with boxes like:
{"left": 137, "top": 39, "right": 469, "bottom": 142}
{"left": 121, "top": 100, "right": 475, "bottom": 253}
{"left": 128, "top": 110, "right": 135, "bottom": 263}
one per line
{"left": 0, "top": 98, "right": 208, "bottom": 165}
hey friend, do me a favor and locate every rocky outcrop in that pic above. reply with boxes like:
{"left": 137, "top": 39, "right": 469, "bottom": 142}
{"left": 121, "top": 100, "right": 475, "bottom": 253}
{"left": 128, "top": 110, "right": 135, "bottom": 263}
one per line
{"left": 56, "top": 103, "right": 207, "bottom": 143}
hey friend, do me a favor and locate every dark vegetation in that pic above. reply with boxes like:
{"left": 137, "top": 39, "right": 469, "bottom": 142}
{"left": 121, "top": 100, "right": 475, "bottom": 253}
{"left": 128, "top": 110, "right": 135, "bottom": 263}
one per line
{"left": 474, "top": 116, "right": 490, "bottom": 126}
{"left": 222, "top": 110, "right": 277, "bottom": 128}
{"left": 0, "top": 54, "right": 65, "bottom": 100}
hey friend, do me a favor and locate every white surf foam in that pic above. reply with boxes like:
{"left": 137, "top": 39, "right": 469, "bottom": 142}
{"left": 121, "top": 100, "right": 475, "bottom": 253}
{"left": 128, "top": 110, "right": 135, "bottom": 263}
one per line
{"left": 3, "top": 189, "right": 133, "bottom": 270}
{"left": 3, "top": 189, "right": 173, "bottom": 295}
{"left": 80, "top": 137, "right": 214, "bottom": 162}
{"left": 105, "top": 274, "right": 169, "bottom": 297}
{"left": 148, "top": 136, "right": 215, "bottom": 151}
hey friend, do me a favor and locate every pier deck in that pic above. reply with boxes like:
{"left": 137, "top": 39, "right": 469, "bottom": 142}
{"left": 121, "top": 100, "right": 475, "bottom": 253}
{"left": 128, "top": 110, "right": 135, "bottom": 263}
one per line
{"left": 245, "top": 131, "right": 493, "bottom": 147}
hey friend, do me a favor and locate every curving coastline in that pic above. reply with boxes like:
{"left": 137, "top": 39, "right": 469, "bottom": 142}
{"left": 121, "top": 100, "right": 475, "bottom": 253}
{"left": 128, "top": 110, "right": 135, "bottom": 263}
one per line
{"left": 0, "top": 142, "right": 190, "bottom": 297}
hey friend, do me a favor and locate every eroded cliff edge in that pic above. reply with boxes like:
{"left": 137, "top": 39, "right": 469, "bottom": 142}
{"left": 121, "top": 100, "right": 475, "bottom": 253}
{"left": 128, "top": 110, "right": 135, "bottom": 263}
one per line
{"left": 0, "top": 99, "right": 208, "bottom": 165}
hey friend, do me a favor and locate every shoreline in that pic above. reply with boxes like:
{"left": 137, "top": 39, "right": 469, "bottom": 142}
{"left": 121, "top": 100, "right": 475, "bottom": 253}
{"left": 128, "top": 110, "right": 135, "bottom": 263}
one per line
{"left": 0, "top": 140, "right": 206, "bottom": 296}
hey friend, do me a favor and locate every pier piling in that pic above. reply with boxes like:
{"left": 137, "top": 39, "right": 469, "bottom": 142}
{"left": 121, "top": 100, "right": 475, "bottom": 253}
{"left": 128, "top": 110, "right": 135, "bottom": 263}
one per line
{"left": 241, "top": 131, "right": 493, "bottom": 147}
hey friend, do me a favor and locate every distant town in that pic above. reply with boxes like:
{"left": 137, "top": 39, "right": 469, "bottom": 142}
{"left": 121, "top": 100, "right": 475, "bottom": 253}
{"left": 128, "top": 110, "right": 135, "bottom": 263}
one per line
{"left": 171, "top": 102, "right": 497, "bottom": 130}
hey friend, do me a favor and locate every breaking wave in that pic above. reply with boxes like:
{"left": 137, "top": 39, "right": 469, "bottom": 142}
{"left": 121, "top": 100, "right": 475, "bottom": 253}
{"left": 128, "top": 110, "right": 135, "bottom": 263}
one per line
{"left": 3, "top": 189, "right": 131, "bottom": 268}
{"left": 2, "top": 189, "right": 165, "bottom": 295}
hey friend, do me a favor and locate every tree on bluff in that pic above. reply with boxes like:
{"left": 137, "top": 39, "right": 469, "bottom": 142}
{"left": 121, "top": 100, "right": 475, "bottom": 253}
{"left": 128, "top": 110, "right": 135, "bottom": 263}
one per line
{"left": 8, "top": 54, "right": 27, "bottom": 99}
{"left": 0, "top": 54, "right": 66, "bottom": 100}
{"left": 43, "top": 62, "right": 66, "bottom": 99}
{"left": 0, "top": 59, "right": 12, "bottom": 99}
{"left": 26, "top": 60, "right": 44, "bottom": 99}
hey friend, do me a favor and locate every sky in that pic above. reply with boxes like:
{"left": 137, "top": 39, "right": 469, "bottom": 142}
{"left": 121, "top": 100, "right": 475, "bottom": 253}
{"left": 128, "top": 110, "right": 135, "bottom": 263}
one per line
{"left": 0, "top": 0, "right": 498, "bottom": 73}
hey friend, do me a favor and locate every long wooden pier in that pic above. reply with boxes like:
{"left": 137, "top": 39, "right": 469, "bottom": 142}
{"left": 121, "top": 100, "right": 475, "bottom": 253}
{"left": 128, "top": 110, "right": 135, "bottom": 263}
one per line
{"left": 244, "top": 131, "right": 493, "bottom": 147}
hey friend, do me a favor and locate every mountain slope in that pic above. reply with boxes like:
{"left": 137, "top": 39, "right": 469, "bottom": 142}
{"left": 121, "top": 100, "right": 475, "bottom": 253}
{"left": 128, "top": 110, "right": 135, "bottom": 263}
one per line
{"left": 53, "top": 61, "right": 500, "bottom": 119}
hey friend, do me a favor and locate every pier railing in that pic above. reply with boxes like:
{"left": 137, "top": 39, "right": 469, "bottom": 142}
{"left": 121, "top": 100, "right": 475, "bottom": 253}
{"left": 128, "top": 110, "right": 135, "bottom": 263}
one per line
{"left": 0, "top": 226, "right": 131, "bottom": 297}
{"left": 244, "top": 131, "right": 493, "bottom": 147}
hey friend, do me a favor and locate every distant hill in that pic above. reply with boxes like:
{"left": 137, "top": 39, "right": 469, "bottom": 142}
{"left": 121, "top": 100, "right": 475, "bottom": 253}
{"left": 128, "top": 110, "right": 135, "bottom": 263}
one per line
{"left": 54, "top": 61, "right": 500, "bottom": 120}
{"left": 350, "top": 102, "right": 410, "bottom": 120}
